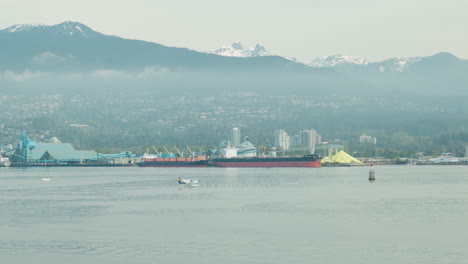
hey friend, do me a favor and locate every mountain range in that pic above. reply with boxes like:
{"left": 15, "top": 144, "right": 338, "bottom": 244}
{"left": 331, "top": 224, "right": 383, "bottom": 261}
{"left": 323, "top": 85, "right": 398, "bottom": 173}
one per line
{"left": 1, "top": 21, "right": 467, "bottom": 97}
{"left": 0, "top": 21, "right": 310, "bottom": 73}
{"left": 209, "top": 42, "right": 467, "bottom": 74}
{"left": 210, "top": 42, "right": 270, "bottom": 58}
{"left": 209, "top": 43, "right": 370, "bottom": 68}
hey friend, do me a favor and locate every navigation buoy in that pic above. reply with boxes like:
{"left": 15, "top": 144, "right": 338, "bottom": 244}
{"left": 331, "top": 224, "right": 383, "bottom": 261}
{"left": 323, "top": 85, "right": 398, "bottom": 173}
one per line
{"left": 368, "top": 164, "right": 376, "bottom": 181}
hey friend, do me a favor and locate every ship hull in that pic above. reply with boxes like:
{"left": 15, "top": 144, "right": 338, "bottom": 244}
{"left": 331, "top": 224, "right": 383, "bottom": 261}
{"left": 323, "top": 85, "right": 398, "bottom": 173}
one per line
{"left": 210, "top": 161, "right": 320, "bottom": 168}
{"left": 137, "top": 161, "right": 208, "bottom": 167}
{"left": 210, "top": 155, "right": 321, "bottom": 168}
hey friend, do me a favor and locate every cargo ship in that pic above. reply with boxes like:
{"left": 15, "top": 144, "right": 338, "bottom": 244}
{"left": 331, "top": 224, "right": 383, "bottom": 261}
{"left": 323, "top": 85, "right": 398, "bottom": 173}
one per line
{"left": 208, "top": 155, "right": 321, "bottom": 168}
{"left": 137, "top": 156, "right": 208, "bottom": 167}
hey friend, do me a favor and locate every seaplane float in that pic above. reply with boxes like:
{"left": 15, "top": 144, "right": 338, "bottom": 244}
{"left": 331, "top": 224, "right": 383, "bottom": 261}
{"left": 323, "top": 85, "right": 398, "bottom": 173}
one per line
{"left": 178, "top": 177, "right": 199, "bottom": 186}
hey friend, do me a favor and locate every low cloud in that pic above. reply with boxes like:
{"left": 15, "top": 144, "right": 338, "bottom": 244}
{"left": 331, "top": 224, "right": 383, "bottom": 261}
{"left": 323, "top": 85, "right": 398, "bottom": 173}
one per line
{"left": 0, "top": 70, "right": 44, "bottom": 82}
{"left": 136, "top": 66, "right": 169, "bottom": 79}
{"left": 30, "top": 52, "right": 73, "bottom": 67}
{"left": 0, "top": 66, "right": 169, "bottom": 84}
{"left": 92, "top": 66, "right": 169, "bottom": 79}
{"left": 92, "top": 69, "right": 131, "bottom": 78}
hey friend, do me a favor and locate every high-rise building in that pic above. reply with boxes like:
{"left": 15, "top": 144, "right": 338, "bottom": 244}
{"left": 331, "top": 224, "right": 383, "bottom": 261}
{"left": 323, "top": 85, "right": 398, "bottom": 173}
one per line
{"left": 299, "top": 129, "right": 321, "bottom": 153}
{"left": 231, "top": 127, "right": 241, "bottom": 146}
{"left": 359, "top": 134, "right": 377, "bottom": 144}
{"left": 289, "top": 135, "right": 301, "bottom": 147}
{"left": 274, "top": 129, "right": 290, "bottom": 150}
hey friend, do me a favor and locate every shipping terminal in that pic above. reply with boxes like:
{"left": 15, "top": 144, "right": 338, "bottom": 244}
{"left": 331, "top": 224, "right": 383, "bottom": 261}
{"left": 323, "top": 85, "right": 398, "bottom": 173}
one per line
{"left": 137, "top": 137, "right": 321, "bottom": 168}
{"left": 2, "top": 131, "right": 353, "bottom": 168}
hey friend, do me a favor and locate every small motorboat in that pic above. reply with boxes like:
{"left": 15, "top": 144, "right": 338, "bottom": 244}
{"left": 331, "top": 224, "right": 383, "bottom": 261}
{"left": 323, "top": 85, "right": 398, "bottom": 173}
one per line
{"left": 178, "top": 177, "right": 199, "bottom": 186}
{"left": 41, "top": 177, "right": 51, "bottom": 182}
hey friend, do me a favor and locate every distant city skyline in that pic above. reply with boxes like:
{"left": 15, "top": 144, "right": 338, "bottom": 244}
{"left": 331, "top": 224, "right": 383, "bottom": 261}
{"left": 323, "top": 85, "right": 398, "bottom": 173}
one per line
{"left": 1, "top": 0, "right": 467, "bottom": 61}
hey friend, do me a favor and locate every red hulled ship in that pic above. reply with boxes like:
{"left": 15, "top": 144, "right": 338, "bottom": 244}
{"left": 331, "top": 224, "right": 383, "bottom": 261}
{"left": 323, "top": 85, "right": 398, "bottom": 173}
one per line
{"left": 209, "top": 155, "right": 321, "bottom": 168}
{"left": 137, "top": 156, "right": 208, "bottom": 167}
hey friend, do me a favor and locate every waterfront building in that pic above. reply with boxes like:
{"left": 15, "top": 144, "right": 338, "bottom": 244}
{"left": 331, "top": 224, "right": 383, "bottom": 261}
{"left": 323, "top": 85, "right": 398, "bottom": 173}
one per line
{"left": 289, "top": 135, "right": 301, "bottom": 147}
{"left": 222, "top": 145, "right": 239, "bottom": 158}
{"left": 360, "top": 134, "right": 377, "bottom": 144}
{"left": 231, "top": 127, "right": 241, "bottom": 147}
{"left": 299, "top": 129, "right": 321, "bottom": 153}
{"left": 11, "top": 132, "right": 97, "bottom": 164}
{"left": 274, "top": 129, "right": 290, "bottom": 150}
{"left": 15, "top": 142, "right": 97, "bottom": 164}
{"left": 237, "top": 137, "right": 257, "bottom": 157}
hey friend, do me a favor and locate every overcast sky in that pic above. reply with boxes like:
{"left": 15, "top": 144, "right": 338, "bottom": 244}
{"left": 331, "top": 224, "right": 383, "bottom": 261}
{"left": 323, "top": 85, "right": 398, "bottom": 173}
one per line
{"left": 1, "top": 0, "right": 467, "bottom": 61}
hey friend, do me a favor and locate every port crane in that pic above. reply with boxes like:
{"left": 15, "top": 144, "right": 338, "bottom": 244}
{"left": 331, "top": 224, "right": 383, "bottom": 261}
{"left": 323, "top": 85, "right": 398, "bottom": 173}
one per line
{"left": 174, "top": 146, "right": 183, "bottom": 157}
{"left": 161, "top": 145, "right": 175, "bottom": 157}
{"left": 152, "top": 146, "right": 161, "bottom": 156}
{"left": 186, "top": 145, "right": 195, "bottom": 157}
{"left": 255, "top": 144, "right": 344, "bottom": 159}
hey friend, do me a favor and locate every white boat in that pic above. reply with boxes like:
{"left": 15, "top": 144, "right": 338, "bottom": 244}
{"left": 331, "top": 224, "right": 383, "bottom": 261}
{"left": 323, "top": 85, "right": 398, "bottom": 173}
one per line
{"left": 41, "top": 177, "right": 51, "bottom": 181}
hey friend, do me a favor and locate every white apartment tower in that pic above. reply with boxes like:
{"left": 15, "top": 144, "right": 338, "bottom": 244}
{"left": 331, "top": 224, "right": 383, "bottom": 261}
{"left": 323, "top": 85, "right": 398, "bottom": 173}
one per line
{"left": 231, "top": 127, "right": 241, "bottom": 147}
{"left": 299, "top": 129, "right": 321, "bottom": 153}
{"left": 359, "top": 134, "right": 377, "bottom": 144}
{"left": 274, "top": 129, "right": 290, "bottom": 150}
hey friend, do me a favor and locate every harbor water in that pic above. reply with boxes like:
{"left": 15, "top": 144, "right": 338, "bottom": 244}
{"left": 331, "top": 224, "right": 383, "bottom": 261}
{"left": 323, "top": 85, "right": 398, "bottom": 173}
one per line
{"left": 1, "top": 166, "right": 467, "bottom": 264}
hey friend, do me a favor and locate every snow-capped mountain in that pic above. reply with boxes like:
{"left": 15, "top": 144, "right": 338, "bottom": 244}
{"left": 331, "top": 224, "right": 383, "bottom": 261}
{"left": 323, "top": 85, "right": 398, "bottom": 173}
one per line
{"left": 210, "top": 42, "right": 271, "bottom": 57}
{"left": 0, "top": 22, "right": 308, "bottom": 72}
{"left": 1, "top": 20, "right": 464, "bottom": 78}
{"left": 4, "top": 23, "right": 47, "bottom": 32}
{"left": 3, "top": 21, "right": 99, "bottom": 38}
{"left": 208, "top": 44, "right": 424, "bottom": 73}
{"left": 307, "top": 54, "right": 369, "bottom": 68}
{"left": 376, "top": 57, "right": 422, "bottom": 72}
{"left": 306, "top": 54, "right": 427, "bottom": 73}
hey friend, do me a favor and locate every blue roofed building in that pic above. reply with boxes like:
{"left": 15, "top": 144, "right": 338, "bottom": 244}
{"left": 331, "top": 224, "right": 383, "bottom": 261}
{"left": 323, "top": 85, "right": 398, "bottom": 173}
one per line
{"left": 11, "top": 131, "right": 97, "bottom": 164}
{"left": 31, "top": 143, "right": 98, "bottom": 163}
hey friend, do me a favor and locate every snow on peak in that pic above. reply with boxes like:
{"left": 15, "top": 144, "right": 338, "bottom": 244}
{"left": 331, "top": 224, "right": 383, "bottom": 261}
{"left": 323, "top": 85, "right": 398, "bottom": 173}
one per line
{"left": 251, "top": 44, "right": 269, "bottom": 57}
{"left": 210, "top": 42, "right": 271, "bottom": 57}
{"left": 378, "top": 57, "right": 422, "bottom": 72}
{"left": 4, "top": 23, "right": 47, "bottom": 33}
{"left": 307, "top": 54, "right": 369, "bottom": 68}
{"left": 2, "top": 21, "right": 96, "bottom": 38}
{"left": 52, "top": 21, "right": 92, "bottom": 37}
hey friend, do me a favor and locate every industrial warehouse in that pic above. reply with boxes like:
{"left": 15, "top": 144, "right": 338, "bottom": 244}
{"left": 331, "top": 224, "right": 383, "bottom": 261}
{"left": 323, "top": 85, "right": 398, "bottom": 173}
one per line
{"left": 4, "top": 131, "right": 139, "bottom": 166}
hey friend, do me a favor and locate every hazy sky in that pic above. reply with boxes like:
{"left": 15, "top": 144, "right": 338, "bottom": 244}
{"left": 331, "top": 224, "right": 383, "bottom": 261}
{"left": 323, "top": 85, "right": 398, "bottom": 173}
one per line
{"left": 1, "top": 0, "right": 467, "bottom": 61}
